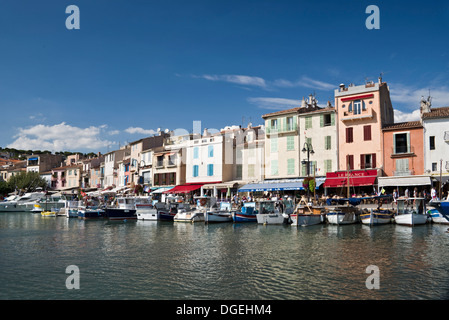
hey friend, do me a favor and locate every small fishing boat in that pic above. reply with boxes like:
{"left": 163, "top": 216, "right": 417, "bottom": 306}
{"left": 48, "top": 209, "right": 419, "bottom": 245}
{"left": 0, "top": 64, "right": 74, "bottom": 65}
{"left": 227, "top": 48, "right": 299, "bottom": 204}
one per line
{"left": 135, "top": 197, "right": 158, "bottom": 221}
{"left": 428, "top": 199, "right": 449, "bottom": 224}
{"left": 291, "top": 205, "right": 325, "bottom": 226}
{"left": 428, "top": 208, "right": 449, "bottom": 224}
{"left": 360, "top": 208, "right": 394, "bottom": 226}
{"left": 205, "top": 202, "right": 234, "bottom": 223}
{"left": 394, "top": 197, "right": 429, "bottom": 226}
{"left": 104, "top": 197, "right": 137, "bottom": 221}
{"left": 232, "top": 202, "right": 257, "bottom": 222}
{"left": 326, "top": 206, "right": 360, "bottom": 225}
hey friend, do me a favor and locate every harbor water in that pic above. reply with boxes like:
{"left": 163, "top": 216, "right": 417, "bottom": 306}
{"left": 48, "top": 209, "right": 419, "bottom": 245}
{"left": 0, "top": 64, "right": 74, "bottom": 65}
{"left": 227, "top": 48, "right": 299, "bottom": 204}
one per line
{"left": 1, "top": 211, "right": 449, "bottom": 300}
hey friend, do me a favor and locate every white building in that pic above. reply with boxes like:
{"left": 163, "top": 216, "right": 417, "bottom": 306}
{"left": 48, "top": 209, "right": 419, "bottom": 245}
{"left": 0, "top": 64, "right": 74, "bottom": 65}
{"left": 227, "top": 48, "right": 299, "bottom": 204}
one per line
{"left": 421, "top": 98, "right": 449, "bottom": 179}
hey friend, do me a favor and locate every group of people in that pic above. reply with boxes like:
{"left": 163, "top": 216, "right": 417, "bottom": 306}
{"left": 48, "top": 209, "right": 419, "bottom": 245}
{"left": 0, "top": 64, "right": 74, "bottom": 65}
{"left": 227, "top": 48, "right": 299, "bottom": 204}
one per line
{"left": 392, "top": 186, "right": 448, "bottom": 204}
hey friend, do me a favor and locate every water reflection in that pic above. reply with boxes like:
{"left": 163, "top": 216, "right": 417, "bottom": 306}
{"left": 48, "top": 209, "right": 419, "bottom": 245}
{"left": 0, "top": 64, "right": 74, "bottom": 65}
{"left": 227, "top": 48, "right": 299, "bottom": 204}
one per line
{"left": 1, "top": 212, "right": 449, "bottom": 299}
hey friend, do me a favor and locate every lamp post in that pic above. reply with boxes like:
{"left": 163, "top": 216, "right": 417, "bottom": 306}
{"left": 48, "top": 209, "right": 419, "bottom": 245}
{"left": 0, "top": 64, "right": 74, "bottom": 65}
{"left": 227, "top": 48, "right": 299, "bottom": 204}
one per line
{"left": 301, "top": 142, "right": 314, "bottom": 203}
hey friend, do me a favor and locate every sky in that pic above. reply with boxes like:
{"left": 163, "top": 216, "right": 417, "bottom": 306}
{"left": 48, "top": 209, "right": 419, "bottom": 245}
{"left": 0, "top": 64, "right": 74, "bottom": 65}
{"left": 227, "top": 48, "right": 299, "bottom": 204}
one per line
{"left": 1, "top": 0, "right": 449, "bottom": 154}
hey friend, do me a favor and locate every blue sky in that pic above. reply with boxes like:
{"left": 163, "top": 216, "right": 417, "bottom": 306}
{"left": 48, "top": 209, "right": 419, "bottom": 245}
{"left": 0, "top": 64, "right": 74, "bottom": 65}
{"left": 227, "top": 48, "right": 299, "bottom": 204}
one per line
{"left": 1, "top": 0, "right": 449, "bottom": 153}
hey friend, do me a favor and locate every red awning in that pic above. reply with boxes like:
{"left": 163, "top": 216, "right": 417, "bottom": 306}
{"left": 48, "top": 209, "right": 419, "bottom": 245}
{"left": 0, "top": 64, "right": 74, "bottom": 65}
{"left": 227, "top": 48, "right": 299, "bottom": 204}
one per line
{"left": 163, "top": 183, "right": 204, "bottom": 194}
{"left": 323, "top": 170, "right": 377, "bottom": 188}
{"left": 162, "top": 181, "right": 222, "bottom": 194}
{"left": 341, "top": 94, "right": 374, "bottom": 102}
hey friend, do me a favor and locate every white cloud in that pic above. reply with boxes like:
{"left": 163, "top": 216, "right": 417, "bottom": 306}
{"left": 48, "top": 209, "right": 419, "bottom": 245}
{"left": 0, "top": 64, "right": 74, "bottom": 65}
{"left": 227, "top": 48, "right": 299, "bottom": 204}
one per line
{"left": 200, "top": 74, "right": 267, "bottom": 88}
{"left": 124, "top": 127, "right": 157, "bottom": 135}
{"left": 393, "top": 109, "right": 421, "bottom": 123}
{"left": 247, "top": 97, "right": 302, "bottom": 110}
{"left": 390, "top": 83, "right": 449, "bottom": 107}
{"left": 273, "top": 76, "right": 335, "bottom": 91}
{"left": 7, "top": 122, "right": 116, "bottom": 152}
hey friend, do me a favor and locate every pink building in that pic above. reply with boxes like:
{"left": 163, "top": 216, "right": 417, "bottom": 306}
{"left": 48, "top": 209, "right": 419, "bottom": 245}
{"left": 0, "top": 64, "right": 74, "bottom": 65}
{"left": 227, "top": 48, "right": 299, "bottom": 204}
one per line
{"left": 334, "top": 78, "right": 394, "bottom": 173}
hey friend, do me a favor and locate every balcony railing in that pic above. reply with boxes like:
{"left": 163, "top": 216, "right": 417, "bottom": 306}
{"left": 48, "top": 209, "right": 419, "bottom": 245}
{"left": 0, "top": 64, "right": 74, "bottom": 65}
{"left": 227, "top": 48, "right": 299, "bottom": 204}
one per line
{"left": 391, "top": 145, "right": 415, "bottom": 157}
{"left": 342, "top": 108, "right": 373, "bottom": 121}
{"left": 266, "top": 123, "right": 298, "bottom": 135}
{"left": 394, "top": 170, "right": 415, "bottom": 176}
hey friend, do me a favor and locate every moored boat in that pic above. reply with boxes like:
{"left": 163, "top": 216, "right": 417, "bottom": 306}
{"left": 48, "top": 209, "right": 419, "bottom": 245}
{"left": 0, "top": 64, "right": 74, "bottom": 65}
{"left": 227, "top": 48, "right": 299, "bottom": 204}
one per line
{"left": 135, "top": 197, "right": 158, "bottom": 221}
{"left": 394, "top": 197, "right": 429, "bottom": 226}
{"left": 205, "top": 202, "right": 233, "bottom": 223}
{"left": 0, "top": 192, "right": 46, "bottom": 212}
{"left": 78, "top": 207, "right": 105, "bottom": 219}
{"left": 174, "top": 196, "right": 211, "bottom": 223}
{"left": 41, "top": 210, "right": 56, "bottom": 217}
{"left": 256, "top": 200, "right": 289, "bottom": 225}
{"left": 291, "top": 205, "right": 325, "bottom": 226}
{"left": 326, "top": 206, "right": 359, "bottom": 225}
{"left": 360, "top": 208, "right": 394, "bottom": 226}
{"left": 104, "top": 197, "right": 137, "bottom": 220}
{"left": 232, "top": 202, "right": 257, "bottom": 222}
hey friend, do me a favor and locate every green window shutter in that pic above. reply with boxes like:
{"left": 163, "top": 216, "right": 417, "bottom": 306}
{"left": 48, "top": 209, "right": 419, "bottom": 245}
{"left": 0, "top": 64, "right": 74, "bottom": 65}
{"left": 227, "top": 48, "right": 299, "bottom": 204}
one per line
{"left": 287, "top": 158, "right": 295, "bottom": 175}
{"left": 325, "top": 136, "right": 331, "bottom": 150}
{"left": 320, "top": 114, "right": 324, "bottom": 127}
{"left": 271, "top": 160, "right": 278, "bottom": 176}
{"left": 287, "top": 136, "right": 294, "bottom": 150}
{"left": 301, "top": 163, "right": 307, "bottom": 176}
{"left": 306, "top": 137, "right": 312, "bottom": 147}
{"left": 331, "top": 113, "right": 335, "bottom": 126}
{"left": 271, "top": 137, "right": 278, "bottom": 153}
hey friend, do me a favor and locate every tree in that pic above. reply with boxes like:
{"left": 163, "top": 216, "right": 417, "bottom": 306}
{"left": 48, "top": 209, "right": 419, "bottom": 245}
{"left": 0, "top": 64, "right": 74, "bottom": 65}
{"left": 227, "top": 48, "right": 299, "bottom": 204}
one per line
{"left": 7, "top": 172, "right": 48, "bottom": 192}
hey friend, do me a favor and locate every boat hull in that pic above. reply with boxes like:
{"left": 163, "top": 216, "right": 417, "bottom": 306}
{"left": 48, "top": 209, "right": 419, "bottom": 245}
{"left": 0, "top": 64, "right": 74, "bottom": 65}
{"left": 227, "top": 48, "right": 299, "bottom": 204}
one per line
{"left": 429, "top": 209, "right": 449, "bottom": 224}
{"left": 136, "top": 204, "right": 158, "bottom": 220}
{"left": 360, "top": 210, "right": 394, "bottom": 226}
{"left": 104, "top": 208, "right": 137, "bottom": 220}
{"left": 174, "top": 212, "right": 204, "bottom": 222}
{"left": 158, "top": 211, "right": 176, "bottom": 221}
{"left": 232, "top": 212, "right": 257, "bottom": 223}
{"left": 205, "top": 212, "right": 233, "bottom": 223}
{"left": 326, "top": 212, "right": 358, "bottom": 225}
{"left": 394, "top": 213, "right": 428, "bottom": 226}
{"left": 257, "top": 213, "right": 286, "bottom": 225}
{"left": 78, "top": 209, "right": 105, "bottom": 220}
{"left": 291, "top": 213, "right": 325, "bottom": 226}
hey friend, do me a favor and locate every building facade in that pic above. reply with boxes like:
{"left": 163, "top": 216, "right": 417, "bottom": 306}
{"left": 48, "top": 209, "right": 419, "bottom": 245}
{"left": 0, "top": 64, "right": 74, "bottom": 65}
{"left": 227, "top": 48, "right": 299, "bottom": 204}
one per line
{"left": 334, "top": 78, "right": 394, "bottom": 173}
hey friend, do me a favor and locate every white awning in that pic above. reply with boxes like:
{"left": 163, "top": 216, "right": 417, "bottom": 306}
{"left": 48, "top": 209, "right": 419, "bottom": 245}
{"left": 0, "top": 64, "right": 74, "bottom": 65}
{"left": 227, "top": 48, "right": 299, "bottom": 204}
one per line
{"left": 377, "top": 175, "right": 432, "bottom": 187}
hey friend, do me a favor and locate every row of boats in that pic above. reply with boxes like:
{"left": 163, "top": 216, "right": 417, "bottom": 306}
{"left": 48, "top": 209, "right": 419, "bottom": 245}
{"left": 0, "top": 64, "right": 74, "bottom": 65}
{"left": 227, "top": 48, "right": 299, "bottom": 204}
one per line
{"left": 12, "top": 191, "right": 449, "bottom": 227}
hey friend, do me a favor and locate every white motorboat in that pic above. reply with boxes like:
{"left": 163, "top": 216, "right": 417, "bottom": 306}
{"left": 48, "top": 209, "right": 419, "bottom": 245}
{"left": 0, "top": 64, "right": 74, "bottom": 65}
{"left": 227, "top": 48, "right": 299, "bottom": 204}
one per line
{"left": 135, "top": 197, "right": 158, "bottom": 220}
{"left": 174, "top": 196, "right": 213, "bottom": 223}
{"left": 394, "top": 197, "right": 429, "bottom": 226}
{"left": 205, "top": 202, "right": 234, "bottom": 223}
{"left": 0, "top": 192, "right": 46, "bottom": 212}
{"left": 256, "top": 200, "right": 289, "bottom": 225}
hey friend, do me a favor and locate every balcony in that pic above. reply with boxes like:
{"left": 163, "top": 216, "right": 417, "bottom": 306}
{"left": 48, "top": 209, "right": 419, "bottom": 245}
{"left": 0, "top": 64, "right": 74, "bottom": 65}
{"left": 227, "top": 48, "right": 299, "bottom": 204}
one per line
{"left": 266, "top": 123, "right": 298, "bottom": 136}
{"left": 390, "top": 145, "right": 415, "bottom": 158}
{"left": 341, "top": 108, "right": 373, "bottom": 122}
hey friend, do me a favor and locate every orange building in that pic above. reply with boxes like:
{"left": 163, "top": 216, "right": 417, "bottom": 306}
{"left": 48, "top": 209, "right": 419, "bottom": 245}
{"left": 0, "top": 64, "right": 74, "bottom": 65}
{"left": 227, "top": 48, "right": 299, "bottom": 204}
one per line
{"left": 334, "top": 78, "right": 394, "bottom": 173}
{"left": 382, "top": 121, "right": 424, "bottom": 177}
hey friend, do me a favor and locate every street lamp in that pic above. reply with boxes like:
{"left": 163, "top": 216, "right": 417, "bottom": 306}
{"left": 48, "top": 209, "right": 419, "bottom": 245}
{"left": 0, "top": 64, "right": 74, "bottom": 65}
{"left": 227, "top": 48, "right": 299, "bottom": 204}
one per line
{"left": 301, "top": 142, "right": 314, "bottom": 203}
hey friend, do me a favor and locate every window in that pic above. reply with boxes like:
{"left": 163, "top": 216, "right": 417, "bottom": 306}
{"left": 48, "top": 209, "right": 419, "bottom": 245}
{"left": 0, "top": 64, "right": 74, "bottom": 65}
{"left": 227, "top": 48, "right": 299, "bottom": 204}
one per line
{"left": 287, "top": 136, "right": 295, "bottom": 151}
{"left": 322, "top": 114, "right": 332, "bottom": 127}
{"left": 396, "top": 159, "right": 409, "bottom": 175}
{"left": 271, "top": 119, "right": 278, "bottom": 130}
{"left": 287, "top": 159, "right": 295, "bottom": 175}
{"left": 430, "top": 136, "right": 435, "bottom": 150}
{"left": 286, "top": 116, "right": 294, "bottom": 131}
{"left": 432, "top": 162, "right": 437, "bottom": 171}
{"left": 236, "top": 165, "right": 242, "bottom": 179}
{"left": 324, "top": 136, "right": 331, "bottom": 150}
{"left": 271, "top": 137, "right": 278, "bottom": 153}
{"left": 248, "top": 164, "right": 255, "bottom": 177}
{"left": 305, "top": 117, "right": 312, "bottom": 129}
{"left": 346, "top": 155, "right": 354, "bottom": 170}
{"left": 360, "top": 153, "right": 376, "bottom": 169}
{"left": 271, "top": 160, "right": 278, "bottom": 176}
{"left": 324, "top": 159, "right": 332, "bottom": 173}
{"left": 394, "top": 133, "right": 410, "bottom": 154}
{"left": 363, "top": 125, "right": 371, "bottom": 141}
{"left": 207, "top": 164, "right": 214, "bottom": 176}
{"left": 354, "top": 100, "right": 361, "bottom": 115}
{"left": 208, "top": 145, "right": 214, "bottom": 158}
{"left": 193, "top": 165, "right": 199, "bottom": 177}
{"left": 301, "top": 161, "right": 316, "bottom": 176}
{"left": 193, "top": 147, "right": 199, "bottom": 159}
{"left": 346, "top": 127, "right": 353, "bottom": 143}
